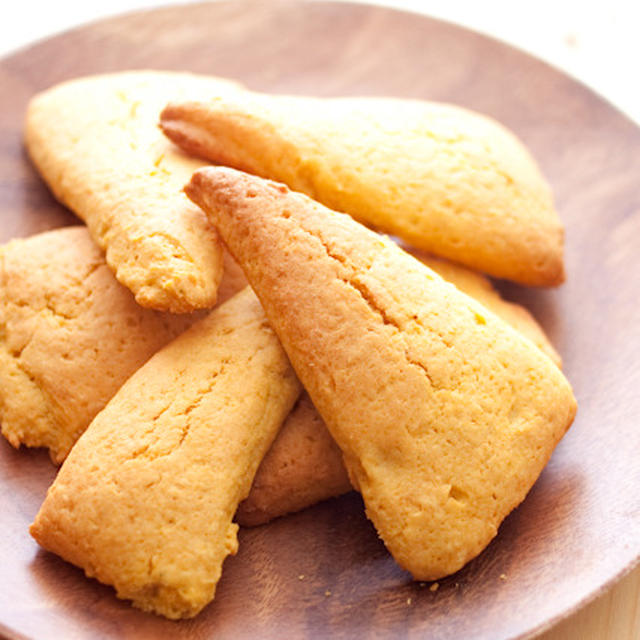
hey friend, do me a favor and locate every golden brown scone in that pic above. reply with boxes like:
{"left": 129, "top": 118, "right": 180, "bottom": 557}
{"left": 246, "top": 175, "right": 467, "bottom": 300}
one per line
{"left": 162, "top": 92, "right": 565, "bottom": 286}
{"left": 236, "top": 392, "right": 351, "bottom": 526}
{"left": 25, "top": 71, "right": 241, "bottom": 312}
{"left": 186, "top": 167, "right": 577, "bottom": 580}
{"left": 30, "top": 288, "right": 301, "bottom": 619}
{"left": 0, "top": 227, "right": 202, "bottom": 463}
{"left": 237, "top": 249, "right": 561, "bottom": 526}
{"left": 0, "top": 228, "right": 558, "bottom": 529}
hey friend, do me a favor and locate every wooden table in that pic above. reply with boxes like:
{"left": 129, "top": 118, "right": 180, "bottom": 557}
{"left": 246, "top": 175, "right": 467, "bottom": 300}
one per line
{"left": 539, "top": 565, "right": 640, "bottom": 639}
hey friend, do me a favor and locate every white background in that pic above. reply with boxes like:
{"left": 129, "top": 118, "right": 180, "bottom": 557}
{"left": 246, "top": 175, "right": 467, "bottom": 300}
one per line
{"left": 2, "top": 0, "right": 639, "bottom": 125}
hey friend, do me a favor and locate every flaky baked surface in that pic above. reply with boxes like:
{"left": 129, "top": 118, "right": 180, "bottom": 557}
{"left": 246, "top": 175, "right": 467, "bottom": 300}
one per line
{"left": 0, "top": 225, "right": 560, "bottom": 523}
{"left": 30, "top": 288, "right": 301, "bottom": 618}
{"left": 186, "top": 167, "right": 576, "bottom": 580}
{"left": 414, "top": 251, "right": 561, "bottom": 367}
{"left": 238, "top": 250, "right": 561, "bottom": 526}
{"left": 25, "top": 71, "right": 241, "bottom": 312}
{"left": 0, "top": 227, "right": 198, "bottom": 462}
{"left": 0, "top": 225, "right": 558, "bottom": 519}
{"left": 163, "top": 92, "right": 565, "bottom": 286}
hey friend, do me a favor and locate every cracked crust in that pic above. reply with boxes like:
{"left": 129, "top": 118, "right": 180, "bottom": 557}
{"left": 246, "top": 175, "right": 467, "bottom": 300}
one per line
{"left": 0, "top": 227, "right": 201, "bottom": 463}
{"left": 0, "top": 225, "right": 558, "bottom": 527}
{"left": 186, "top": 167, "right": 577, "bottom": 580}
{"left": 0, "top": 226, "right": 559, "bottom": 526}
{"left": 25, "top": 71, "right": 241, "bottom": 312}
{"left": 30, "top": 287, "right": 301, "bottom": 619}
{"left": 162, "top": 92, "right": 565, "bottom": 286}
{"left": 237, "top": 250, "right": 561, "bottom": 527}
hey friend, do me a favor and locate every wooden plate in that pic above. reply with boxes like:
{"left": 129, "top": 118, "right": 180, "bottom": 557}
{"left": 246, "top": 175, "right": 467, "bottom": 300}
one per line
{"left": 1, "top": 2, "right": 639, "bottom": 638}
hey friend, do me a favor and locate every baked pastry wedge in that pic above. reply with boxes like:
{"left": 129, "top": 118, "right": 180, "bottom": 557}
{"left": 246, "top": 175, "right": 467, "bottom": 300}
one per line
{"left": 0, "top": 225, "right": 558, "bottom": 519}
{"left": 238, "top": 250, "right": 561, "bottom": 526}
{"left": 25, "top": 71, "right": 240, "bottom": 312}
{"left": 186, "top": 167, "right": 577, "bottom": 580}
{"left": 0, "top": 227, "right": 201, "bottom": 462}
{"left": 30, "top": 287, "right": 301, "bottom": 619}
{"left": 162, "top": 91, "right": 565, "bottom": 285}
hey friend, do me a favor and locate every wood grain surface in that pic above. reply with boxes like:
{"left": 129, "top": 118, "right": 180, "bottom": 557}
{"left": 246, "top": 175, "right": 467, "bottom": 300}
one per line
{"left": 1, "top": 2, "right": 639, "bottom": 639}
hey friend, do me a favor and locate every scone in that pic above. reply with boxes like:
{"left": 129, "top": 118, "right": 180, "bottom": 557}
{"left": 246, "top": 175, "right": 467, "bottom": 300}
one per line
{"left": 236, "top": 391, "right": 351, "bottom": 526}
{"left": 186, "top": 167, "right": 577, "bottom": 580}
{"left": 0, "top": 225, "right": 560, "bottom": 520}
{"left": 0, "top": 224, "right": 558, "bottom": 520}
{"left": 0, "top": 227, "right": 204, "bottom": 463}
{"left": 25, "top": 71, "right": 241, "bottom": 312}
{"left": 162, "top": 91, "right": 565, "bottom": 285}
{"left": 30, "top": 288, "right": 301, "bottom": 619}
{"left": 238, "top": 250, "right": 561, "bottom": 526}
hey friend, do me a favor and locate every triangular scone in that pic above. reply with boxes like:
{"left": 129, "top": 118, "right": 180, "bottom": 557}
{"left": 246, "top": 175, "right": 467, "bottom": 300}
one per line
{"left": 237, "top": 252, "right": 561, "bottom": 527}
{"left": 25, "top": 71, "right": 241, "bottom": 312}
{"left": 0, "top": 227, "right": 247, "bottom": 463}
{"left": 162, "top": 92, "right": 565, "bottom": 286}
{"left": 0, "top": 226, "right": 558, "bottom": 520}
{"left": 186, "top": 167, "right": 577, "bottom": 580}
{"left": 0, "top": 227, "right": 196, "bottom": 462}
{"left": 31, "top": 288, "right": 301, "bottom": 619}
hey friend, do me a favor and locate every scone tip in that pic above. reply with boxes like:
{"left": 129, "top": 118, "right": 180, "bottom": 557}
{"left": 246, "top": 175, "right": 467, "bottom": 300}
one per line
{"left": 185, "top": 167, "right": 289, "bottom": 214}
